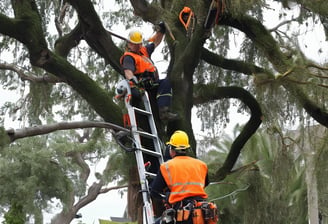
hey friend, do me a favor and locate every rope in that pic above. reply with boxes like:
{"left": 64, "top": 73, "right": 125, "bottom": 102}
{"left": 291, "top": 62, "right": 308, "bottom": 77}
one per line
{"left": 209, "top": 184, "right": 250, "bottom": 202}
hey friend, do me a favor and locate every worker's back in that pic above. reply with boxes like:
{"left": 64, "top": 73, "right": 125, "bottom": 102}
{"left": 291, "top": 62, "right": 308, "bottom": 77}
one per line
{"left": 160, "top": 156, "right": 208, "bottom": 204}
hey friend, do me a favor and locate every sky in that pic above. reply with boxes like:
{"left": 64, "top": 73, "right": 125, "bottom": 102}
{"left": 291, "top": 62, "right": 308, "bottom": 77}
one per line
{"left": 45, "top": 180, "right": 128, "bottom": 224}
{"left": 1, "top": 0, "right": 328, "bottom": 223}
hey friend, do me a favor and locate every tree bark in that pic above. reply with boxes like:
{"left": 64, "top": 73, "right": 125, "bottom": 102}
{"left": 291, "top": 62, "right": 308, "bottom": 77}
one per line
{"left": 302, "top": 127, "right": 323, "bottom": 224}
{"left": 5, "top": 121, "right": 130, "bottom": 143}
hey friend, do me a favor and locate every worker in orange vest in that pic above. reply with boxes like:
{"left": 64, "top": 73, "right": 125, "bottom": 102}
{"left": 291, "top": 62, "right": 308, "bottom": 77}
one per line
{"left": 151, "top": 130, "right": 210, "bottom": 224}
{"left": 120, "top": 23, "right": 178, "bottom": 121}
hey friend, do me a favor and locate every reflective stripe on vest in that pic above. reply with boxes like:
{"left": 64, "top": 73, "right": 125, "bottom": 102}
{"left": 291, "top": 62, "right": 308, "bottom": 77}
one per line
{"left": 160, "top": 156, "right": 208, "bottom": 204}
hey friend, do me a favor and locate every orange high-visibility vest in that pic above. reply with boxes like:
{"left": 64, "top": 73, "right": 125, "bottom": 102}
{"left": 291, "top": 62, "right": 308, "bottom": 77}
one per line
{"left": 120, "top": 46, "right": 157, "bottom": 76}
{"left": 160, "top": 156, "right": 208, "bottom": 204}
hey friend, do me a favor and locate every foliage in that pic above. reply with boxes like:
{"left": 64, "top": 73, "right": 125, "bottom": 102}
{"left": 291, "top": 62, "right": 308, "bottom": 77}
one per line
{"left": 201, "top": 126, "right": 309, "bottom": 223}
{"left": 0, "top": 128, "right": 124, "bottom": 222}
{"left": 0, "top": 136, "right": 72, "bottom": 218}
{"left": 0, "top": 127, "right": 10, "bottom": 149}
{"left": 2, "top": 202, "right": 25, "bottom": 224}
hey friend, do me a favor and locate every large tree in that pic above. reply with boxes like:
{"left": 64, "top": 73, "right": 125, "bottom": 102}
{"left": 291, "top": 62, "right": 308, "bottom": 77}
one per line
{"left": 0, "top": 0, "right": 327, "bottom": 223}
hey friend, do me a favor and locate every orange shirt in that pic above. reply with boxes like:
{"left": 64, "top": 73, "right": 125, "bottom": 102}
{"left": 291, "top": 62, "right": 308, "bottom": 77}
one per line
{"left": 160, "top": 156, "right": 208, "bottom": 204}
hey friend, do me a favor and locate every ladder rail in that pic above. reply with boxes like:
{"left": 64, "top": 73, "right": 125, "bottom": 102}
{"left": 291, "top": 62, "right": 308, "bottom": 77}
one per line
{"left": 127, "top": 106, "right": 155, "bottom": 224}
{"left": 142, "top": 93, "right": 164, "bottom": 165}
{"left": 117, "top": 79, "right": 163, "bottom": 224}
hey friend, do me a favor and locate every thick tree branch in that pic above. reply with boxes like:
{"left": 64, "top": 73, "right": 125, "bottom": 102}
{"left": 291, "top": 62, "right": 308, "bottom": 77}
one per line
{"left": 9, "top": 1, "right": 48, "bottom": 59}
{"left": 6, "top": 121, "right": 130, "bottom": 143}
{"left": 54, "top": 23, "right": 84, "bottom": 58}
{"left": 51, "top": 181, "right": 128, "bottom": 224}
{"left": 130, "top": 0, "right": 160, "bottom": 22}
{"left": 0, "top": 63, "right": 63, "bottom": 83}
{"left": 66, "top": 0, "right": 123, "bottom": 73}
{"left": 0, "top": 13, "right": 19, "bottom": 38}
{"left": 194, "top": 85, "right": 262, "bottom": 180}
{"left": 72, "top": 183, "right": 128, "bottom": 217}
{"left": 220, "top": 13, "right": 328, "bottom": 129}
{"left": 282, "top": 84, "right": 328, "bottom": 127}
{"left": 74, "top": 181, "right": 104, "bottom": 211}
{"left": 42, "top": 52, "right": 123, "bottom": 124}
{"left": 220, "top": 14, "right": 290, "bottom": 74}
{"left": 66, "top": 152, "right": 91, "bottom": 184}
{"left": 1, "top": 1, "right": 123, "bottom": 125}
{"left": 201, "top": 48, "right": 269, "bottom": 76}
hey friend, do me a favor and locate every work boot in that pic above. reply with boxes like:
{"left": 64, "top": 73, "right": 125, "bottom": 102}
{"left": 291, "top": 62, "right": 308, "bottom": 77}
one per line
{"left": 159, "top": 107, "right": 179, "bottom": 121}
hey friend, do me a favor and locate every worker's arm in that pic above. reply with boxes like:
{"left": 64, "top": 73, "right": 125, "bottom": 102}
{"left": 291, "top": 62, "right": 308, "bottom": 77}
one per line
{"left": 124, "top": 69, "right": 134, "bottom": 80}
{"left": 205, "top": 173, "right": 209, "bottom": 187}
{"left": 148, "top": 22, "right": 166, "bottom": 48}
{"left": 149, "top": 32, "right": 164, "bottom": 48}
{"left": 121, "top": 55, "right": 138, "bottom": 83}
{"left": 150, "top": 170, "right": 168, "bottom": 200}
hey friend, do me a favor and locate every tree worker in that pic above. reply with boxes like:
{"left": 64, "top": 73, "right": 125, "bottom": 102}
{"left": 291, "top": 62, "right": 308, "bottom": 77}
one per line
{"left": 120, "top": 22, "right": 178, "bottom": 121}
{"left": 150, "top": 130, "right": 218, "bottom": 224}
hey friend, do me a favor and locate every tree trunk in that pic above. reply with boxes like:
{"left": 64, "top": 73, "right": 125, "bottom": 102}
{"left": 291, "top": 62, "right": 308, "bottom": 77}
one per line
{"left": 51, "top": 212, "right": 75, "bottom": 224}
{"left": 128, "top": 166, "right": 143, "bottom": 222}
{"left": 302, "top": 127, "right": 321, "bottom": 224}
{"left": 304, "top": 148, "right": 319, "bottom": 224}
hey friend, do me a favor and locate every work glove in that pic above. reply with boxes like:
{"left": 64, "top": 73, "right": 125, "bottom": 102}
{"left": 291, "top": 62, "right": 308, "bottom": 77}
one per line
{"left": 129, "top": 76, "right": 138, "bottom": 85}
{"left": 158, "top": 21, "right": 166, "bottom": 34}
{"left": 128, "top": 76, "right": 139, "bottom": 88}
{"left": 128, "top": 76, "right": 145, "bottom": 99}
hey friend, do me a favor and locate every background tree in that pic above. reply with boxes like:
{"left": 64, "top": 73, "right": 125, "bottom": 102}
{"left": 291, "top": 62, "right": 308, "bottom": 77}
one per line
{"left": 199, "top": 125, "right": 325, "bottom": 223}
{"left": 0, "top": 0, "right": 328, "bottom": 223}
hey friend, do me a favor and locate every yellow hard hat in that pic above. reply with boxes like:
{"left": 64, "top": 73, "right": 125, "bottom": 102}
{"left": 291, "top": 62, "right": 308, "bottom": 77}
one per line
{"left": 166, "top": 130, "right": 190, "bottom": 150}
{"left": 128, "top": 30, "right": 143, "bottom": 44}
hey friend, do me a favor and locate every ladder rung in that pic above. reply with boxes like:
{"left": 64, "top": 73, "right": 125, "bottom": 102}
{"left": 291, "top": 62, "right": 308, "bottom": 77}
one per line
{"left": 145, "top": 171, "right": 157, "bottom": 178}
{"left": 140, "top": 147, "right": 162, "bottom": 157}
{"left": 135, "top": 130, "right": 157, "bottom": 139}
{"left": 133, "top": 107, "right": 152, "bottom": 116}
{"left": 139, "top": 147, "right": 162, "bottom": 157}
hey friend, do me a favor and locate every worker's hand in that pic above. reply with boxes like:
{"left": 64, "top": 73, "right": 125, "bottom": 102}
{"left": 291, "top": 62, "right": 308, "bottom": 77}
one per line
{"left": 158, "top": 21, "right": 166, "bottom": 34}
{"left": 129, "top": 76, "right": 139, "bottom": 85}
{"left": 128, "top": 76, "right": 139, "bottom": 89}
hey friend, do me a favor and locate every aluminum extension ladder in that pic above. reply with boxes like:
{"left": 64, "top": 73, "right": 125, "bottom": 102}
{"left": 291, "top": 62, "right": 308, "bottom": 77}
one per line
{"left": 115, "top": 79, "right": 164, "bottom": 224}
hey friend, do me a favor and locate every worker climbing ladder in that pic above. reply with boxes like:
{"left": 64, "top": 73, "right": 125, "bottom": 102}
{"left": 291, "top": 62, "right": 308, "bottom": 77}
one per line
{"left": 115, "top": 79, "right": 164, "bottom": 224}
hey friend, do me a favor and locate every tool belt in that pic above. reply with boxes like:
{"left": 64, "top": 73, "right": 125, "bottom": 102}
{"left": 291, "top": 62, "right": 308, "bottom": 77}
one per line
{"left": 161, "top": 200, "right": 219, "bottom": 224}
{"left": 136, "top": 71, "right": 159, "bottom": 90}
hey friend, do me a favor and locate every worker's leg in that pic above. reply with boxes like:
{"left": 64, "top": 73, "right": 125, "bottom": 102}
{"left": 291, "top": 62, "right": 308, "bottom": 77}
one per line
{"left": 157, "top": 78, "right": 178, "bottom": 121}
{"left": 130, "top": 87, "right": 143, "bottom": 106}
{"left": 156, "top": 78, "right": 172, "bottom": 107}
